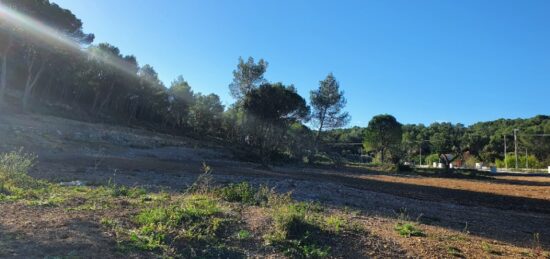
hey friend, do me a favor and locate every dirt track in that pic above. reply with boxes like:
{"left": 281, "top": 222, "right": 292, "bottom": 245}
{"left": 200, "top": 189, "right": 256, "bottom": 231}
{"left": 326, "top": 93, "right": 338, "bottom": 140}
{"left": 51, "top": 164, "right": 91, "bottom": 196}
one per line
{"left": 1, "top": 112, "right": 550, "bottom": 257}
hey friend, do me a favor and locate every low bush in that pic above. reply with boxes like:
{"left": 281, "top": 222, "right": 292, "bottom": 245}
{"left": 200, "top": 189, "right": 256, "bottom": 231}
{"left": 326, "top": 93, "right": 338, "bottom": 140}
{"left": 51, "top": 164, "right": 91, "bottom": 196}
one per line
{"left": 264, "top": 202, "right": 337, "bottom": 258}
{"left": 126, "top": 194, "right": 234, "bottom": 257}
{"left": 394, "top": 222, "right": 424, "bottom": 237}
{"left": 217, "top": 182, "right": 259, "bottom": 205}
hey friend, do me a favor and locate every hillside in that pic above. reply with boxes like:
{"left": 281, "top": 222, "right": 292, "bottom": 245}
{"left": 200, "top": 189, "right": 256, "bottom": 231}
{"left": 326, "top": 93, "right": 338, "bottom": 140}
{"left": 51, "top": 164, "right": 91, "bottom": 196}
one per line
{"left": 1, "top": 112, "right": 549, "bottom": 258}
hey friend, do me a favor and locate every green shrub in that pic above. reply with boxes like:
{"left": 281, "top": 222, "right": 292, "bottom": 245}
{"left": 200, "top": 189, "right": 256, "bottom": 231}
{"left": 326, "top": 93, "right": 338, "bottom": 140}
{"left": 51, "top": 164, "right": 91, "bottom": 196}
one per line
{"left": 424, "top": 154, "right": 440, "bottom": 165}
{"left": 217, "top": 182, "right": 290, "bottom": 207}
{"left": 394, "top": 222, "right": 424, "bottom": 237}
{"left": 236, "top": 229, "right": 251, "bottom": 240}
{"left": 0, "top": 149, "right": 36, "bottom": 175}
{"left": 130, "top": 195, "right": 229, "bottom": 255}
{"left": 218, "top": 182, "right": 257, "bottom": 204}
{"left": 111, "top": 186, "right": 147, "bottom": 198}
{"left": 283, "top": 239, "right": 330, "bottom": 258}
{"left": 0, "top": 150, "right": 51, "bottom": 201}
{"left": 265, "top": 202, "right": 331, "bottom": 258}
{"left": 324, "top": 215, "right": 346, "bottom": 234}
{"left": 495, "top": 153, "right": 543, "bottom": 169}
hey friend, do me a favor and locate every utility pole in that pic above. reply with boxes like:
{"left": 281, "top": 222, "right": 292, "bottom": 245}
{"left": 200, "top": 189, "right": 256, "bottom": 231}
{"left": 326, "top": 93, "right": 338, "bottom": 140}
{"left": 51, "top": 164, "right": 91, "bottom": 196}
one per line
{"left": 503, "top": 135, "right": 507, "bottom": 169}
{"left": 419, "top": 145, "right": 422, "bottom": 166}
{"left": 514, "top": 129, "right": 519, "bottom": 169}
{"left": 525, "top": 148, "right": 529, "bottom": 169}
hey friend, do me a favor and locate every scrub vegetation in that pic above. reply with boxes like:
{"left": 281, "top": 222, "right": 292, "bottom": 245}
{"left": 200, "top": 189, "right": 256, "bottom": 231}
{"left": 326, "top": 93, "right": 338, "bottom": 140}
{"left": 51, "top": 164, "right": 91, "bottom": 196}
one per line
{"left": 0, "top": 150, "right": 376, "bottom": 258}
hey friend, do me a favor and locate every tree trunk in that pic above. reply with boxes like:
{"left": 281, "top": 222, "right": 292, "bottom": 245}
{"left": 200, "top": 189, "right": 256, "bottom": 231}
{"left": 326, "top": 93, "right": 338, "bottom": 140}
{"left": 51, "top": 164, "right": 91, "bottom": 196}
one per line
{"left": 0, "top": 35, "right": 13, "bottom": 105}
{"left": 99, "top": 81, "right": 115, "bottom": 111}
{"left": 23, "top": 55, "right": 46, "bottom": 110}
{"left": 315, "top": 108, "right": 327, "bottom": 144}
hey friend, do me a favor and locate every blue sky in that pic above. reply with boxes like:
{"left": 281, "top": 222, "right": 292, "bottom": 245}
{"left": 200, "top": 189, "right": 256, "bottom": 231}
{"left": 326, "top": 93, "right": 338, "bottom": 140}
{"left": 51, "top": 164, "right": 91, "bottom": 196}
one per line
{"left": 52, "top": 0, "right": 549, "bottom": 126}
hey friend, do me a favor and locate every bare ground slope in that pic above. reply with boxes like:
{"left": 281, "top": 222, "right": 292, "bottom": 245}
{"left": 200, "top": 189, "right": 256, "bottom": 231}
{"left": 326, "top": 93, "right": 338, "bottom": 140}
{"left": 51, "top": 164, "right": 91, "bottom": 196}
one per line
{"left": 1, "top": 112, "right": 549, "bottom": 258}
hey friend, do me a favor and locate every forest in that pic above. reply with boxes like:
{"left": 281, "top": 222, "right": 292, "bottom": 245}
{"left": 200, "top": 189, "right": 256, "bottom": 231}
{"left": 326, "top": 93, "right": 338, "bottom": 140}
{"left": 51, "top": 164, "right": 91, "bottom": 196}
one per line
{"left": 1, "top": 0, "right": 548, "bottom": 168}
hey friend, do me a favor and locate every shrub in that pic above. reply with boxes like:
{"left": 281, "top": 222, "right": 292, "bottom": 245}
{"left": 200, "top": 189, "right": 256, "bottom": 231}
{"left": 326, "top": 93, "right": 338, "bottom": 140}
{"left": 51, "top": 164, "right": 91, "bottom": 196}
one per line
{"left": 218, "top": 182, "right": 257, "bottom": 204}
{"left": 0, "top": 150, "right": 49, "bottom": 201}
{"left": 236, "top": 230, "right": 251, "bottom": 240}
{"left": 495, "top": 153, "right": 543, "bottom": 169}
{"left": 129, "top": 195, "right": 229, "bottom": 255}
{"left": 424, "top": 154, "right": 440, "bottom": 165}
{"left": 394, "top": 222, "right": 424, "bottom": 237}
{"left": 265, "top": 202, "right": 331, "bottom": 258}
{"left": 324, "top": 215, "right": 346, "bottom": 234}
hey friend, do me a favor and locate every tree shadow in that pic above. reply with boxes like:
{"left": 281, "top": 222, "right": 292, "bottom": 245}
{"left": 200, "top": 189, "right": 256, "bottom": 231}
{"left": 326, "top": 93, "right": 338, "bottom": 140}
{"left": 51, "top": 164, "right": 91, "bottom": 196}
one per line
{"left": 257, "top": 166, "right": 550, "bottom": 250}
{"left": 0, "top": 218, "right": 126, "bottom": 258}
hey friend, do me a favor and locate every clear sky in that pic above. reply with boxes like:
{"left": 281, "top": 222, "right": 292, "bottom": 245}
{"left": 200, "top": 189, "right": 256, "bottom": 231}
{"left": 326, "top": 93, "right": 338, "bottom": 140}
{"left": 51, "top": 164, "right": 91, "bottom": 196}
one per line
{"left": 51, "top": 0, "right": 549, "bottom": 126}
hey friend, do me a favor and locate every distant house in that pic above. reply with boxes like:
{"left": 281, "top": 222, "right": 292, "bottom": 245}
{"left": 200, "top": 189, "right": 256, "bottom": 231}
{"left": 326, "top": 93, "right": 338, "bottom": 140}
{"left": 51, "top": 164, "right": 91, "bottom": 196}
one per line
{"left": 440, "top": 154, "right": 464, "bottom": 168}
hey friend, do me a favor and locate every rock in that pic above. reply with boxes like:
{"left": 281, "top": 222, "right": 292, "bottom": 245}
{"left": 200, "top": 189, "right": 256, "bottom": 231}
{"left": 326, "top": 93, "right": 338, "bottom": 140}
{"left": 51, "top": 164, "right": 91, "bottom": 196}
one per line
{"left": 59, "top": 180, "right": 86, "bottom": 186}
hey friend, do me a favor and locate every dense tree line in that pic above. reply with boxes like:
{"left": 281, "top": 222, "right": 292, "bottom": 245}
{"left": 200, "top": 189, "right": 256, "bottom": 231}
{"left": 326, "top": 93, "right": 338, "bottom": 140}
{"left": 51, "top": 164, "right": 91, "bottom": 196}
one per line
{"left": 0, "top": 0, "right": 350, "bottom": 165}
{"left": 331, "top": 115, "right": 550, "bottom": 168}
{"left": 2, "top": 1, "right": 545, "bottom": 168}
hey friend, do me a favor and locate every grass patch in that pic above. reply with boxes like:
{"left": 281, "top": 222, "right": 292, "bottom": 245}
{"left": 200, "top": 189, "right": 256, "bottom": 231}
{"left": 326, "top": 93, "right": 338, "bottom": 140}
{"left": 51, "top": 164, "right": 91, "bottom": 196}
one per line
{"left": 263, "top": 202, "right": 344, "bottom": 258}
{"left": 236, "top": 230, "right": 251, "bottom": 240}
{"left": 324, "top": 215, "right": 346, "bottom": 234}
{"left": 0, "top": 154, "right": 372, "bottom": 258}
{"left": 217, "top": 182, "right": 266, "bottom": 205}
{"left": 118, "top": 194, "right": 241, "bottom": 257}
{"left": 447, "top": 246, "right": 464, "bottom": 257}
{"left": 481, "top": 242, "right": 502, "bottom": 256}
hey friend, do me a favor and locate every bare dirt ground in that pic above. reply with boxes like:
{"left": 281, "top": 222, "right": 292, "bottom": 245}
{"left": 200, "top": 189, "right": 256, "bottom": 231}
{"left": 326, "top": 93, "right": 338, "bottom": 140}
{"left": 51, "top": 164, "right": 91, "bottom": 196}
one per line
{"left": 1, "top": 112, "right": 550, "bottom": 258}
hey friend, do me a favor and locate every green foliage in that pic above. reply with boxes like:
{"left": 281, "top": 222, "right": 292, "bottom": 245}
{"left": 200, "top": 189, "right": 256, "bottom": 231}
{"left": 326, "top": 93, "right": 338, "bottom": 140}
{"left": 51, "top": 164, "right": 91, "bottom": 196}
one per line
{"left": 110, "top": 185, "right": 147, "bottom": 198}
{"left": 217, "top": 182, "right": 258, "bottom": 205}
{"left": 265, "top": 202, "right": 331, "bottom": 258}
{"left": 236, "top": 230, "right": 251, "bottom": 240}
{"left": 229, "top": 56, "right": 268, "bottom": 100}
{"left": 263, "top": 201, "right": 347, "bottom": 258}
{"left": 282, "top": 239, "right": 331, "bottom": 258}
{"left": 216, "top": 182, "right": 294, "bottom": 208}
{"left": 310, "top": 73, "right": 350, "bottom": 135}
{"left": 188, "top": 93, "right": 225, "bottom": 136}
{"left": 1, "top": 154, "right": 371, "bottom": 259}
{"left": 324, "top": 215, "right": 346, "bottom": 234}
{"left": 129, "top": 195, "right": 230, "bottom": 256}
{"left": 244, "top": 83, "right": 310, "bottom": 123}
{"left": 0, "top": 150, "right": 50, "bottom": 202}
{"left": 243, "top": 83, "right": 310, "bottom": 164}
{"left": 424, "top": 153, "right": 440, "bottom": 165}
{"left": 363, "top": 114, "right": 403, "bottom": 164}
{"left": 495, "top": 153, "right": 544, "bottom": 169}
{"left": 394, "top": 222, "right": 424, "bottom": 237}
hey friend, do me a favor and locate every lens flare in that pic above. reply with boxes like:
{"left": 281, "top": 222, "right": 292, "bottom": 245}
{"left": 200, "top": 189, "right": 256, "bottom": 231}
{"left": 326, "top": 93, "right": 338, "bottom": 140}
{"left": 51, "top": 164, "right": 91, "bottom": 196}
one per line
{"left": 0, "top": 3, "right": 149, "bottom": 83}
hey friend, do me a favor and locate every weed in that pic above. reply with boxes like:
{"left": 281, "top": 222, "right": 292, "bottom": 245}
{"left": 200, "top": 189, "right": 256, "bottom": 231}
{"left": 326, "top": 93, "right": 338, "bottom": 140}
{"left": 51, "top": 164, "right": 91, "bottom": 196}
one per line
{"left": 265, "top": 202, "right": 334, "bottom": 258}
{"left": 394, "top": 222, "right": 424, "bottom": 237}
{"left": 127, "top": 194, "right": 236, "bottom": 257}
{"left": 185, "top": 162, "right": 214, "bottom": 194}
{"left": 447, "top": 246, "right": 463, "bottom": 257}
{"left": 100, "top": 218, "right": 119, "bottom": 228}
{"left": 122, "top": 186, "right": 147, "bottom": 198}
{"left": 532, "top": 233, "right": 543, "bottom": 257}
{"left": 447, "top": 234, "right": 469, "bottom": 242}
{"left": 218, "top": 182, "right": 257, "bottom": 204}
{"left": 481, "top": 242, "right": 502, "bottom": 256}
{"left": 283, "top": 238, "right": 330, "bottom": 258}
{"left": 236, "top": 230, "right": 251, "bottom": 240}
{"left": 324, "top": 215, "right": 346, "bottom": 234}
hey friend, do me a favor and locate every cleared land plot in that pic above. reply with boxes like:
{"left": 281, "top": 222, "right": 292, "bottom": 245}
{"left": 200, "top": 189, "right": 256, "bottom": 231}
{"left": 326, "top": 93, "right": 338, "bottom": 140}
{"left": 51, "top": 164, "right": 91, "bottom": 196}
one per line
{"left": 1, "top": 113, "right": 549, "bottom": 258}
